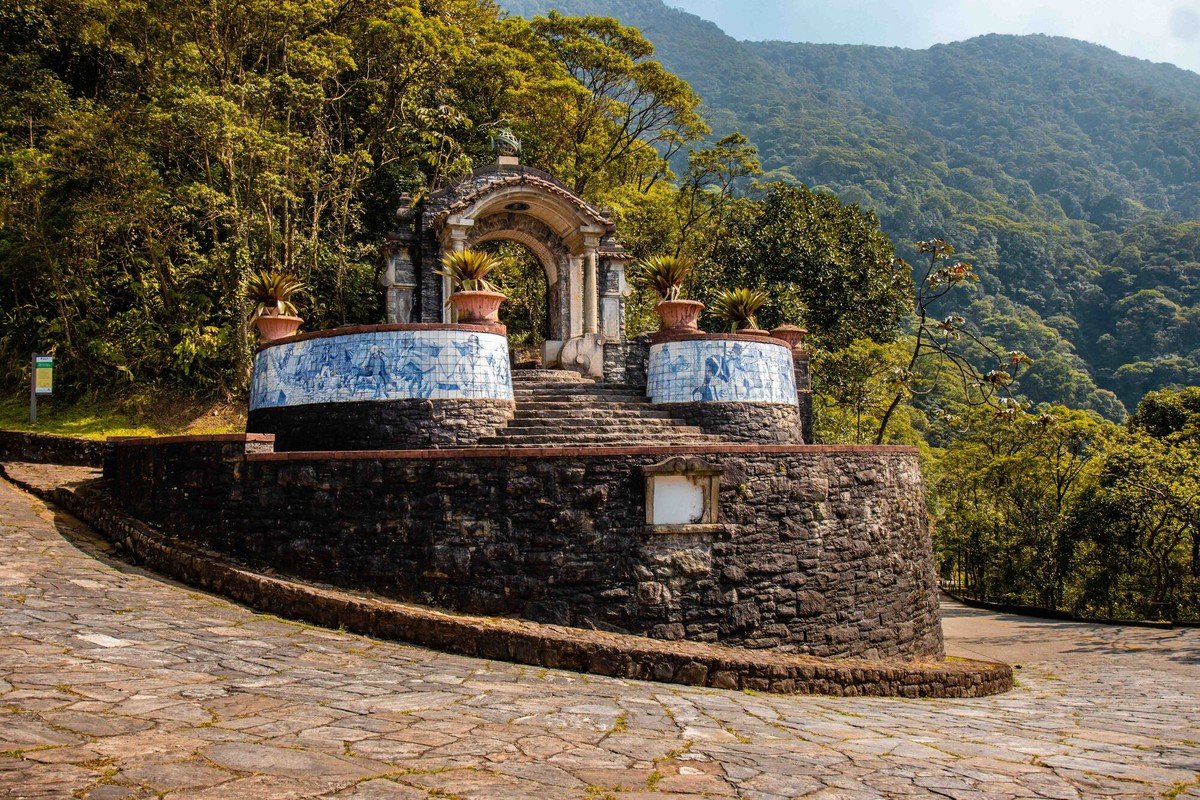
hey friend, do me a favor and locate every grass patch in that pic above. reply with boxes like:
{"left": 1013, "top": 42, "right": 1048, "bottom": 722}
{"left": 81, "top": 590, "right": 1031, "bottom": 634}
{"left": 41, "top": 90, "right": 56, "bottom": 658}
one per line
{"left": 0, "top": 389, "right": 243, "bottom": 440}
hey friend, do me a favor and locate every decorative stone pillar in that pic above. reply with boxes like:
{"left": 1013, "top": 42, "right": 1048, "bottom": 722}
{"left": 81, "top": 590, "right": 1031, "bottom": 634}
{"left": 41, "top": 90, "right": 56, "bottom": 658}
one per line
{"left": 583, "top": 237, "right": 599, "bottom": 335}
{"left": 442, "top": 222, "right": 472, "bottom": 323}
{"left": 381, "top": 198, "right": 419, "bottom": 323}
{"left": 599, "top": 251, "right": 632, "bottom": 343}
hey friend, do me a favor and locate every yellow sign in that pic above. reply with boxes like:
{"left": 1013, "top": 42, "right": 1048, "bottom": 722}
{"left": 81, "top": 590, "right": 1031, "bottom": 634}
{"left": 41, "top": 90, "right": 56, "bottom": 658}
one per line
{"left": 34, "top": 355, "right": 53, "bottom": 395}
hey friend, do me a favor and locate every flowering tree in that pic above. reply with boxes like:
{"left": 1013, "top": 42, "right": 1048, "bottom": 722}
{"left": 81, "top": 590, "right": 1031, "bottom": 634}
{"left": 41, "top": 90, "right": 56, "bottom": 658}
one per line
{"left": 876, "top": 239, "right": 1032, "bottom": 444}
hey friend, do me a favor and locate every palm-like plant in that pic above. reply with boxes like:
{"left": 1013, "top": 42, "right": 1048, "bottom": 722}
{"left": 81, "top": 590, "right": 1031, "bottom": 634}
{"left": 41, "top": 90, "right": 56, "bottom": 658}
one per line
{"left": 633, "top": 255, "right": 694, "bottom": 301}
{"left": 247, "top": 270, "right": 305, "bottom": 318}
{"left": 436, "top": 248, "right": 504, "bottom": 294}
{"left": 712, "top": 287, "right": 771, "bottom": 332}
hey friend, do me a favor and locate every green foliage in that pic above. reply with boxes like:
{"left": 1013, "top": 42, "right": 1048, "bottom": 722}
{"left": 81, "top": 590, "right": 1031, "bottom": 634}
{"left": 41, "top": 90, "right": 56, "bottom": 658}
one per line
{"left": 632, "top": 255, "right": 693, "bottom": 301}
{"left": 1065, "top": 432, "right": 1199, "bottom": 620}
{"left": 704, "top": 184, "right": 910, "bottom": 347}
{"left": 1127, "top": 386, "right": 1200, "bottom": 441}
{"left": 934, "top": 404, "right": 1116, "bottom": 610}
{"left": 812, "top": 338, "right": 918, "bottom": 445}
{"left": 710, "top": 287, "right": 769, "bottom": 332}
{"left": 246, "top": 271, "right": 306, "bottom": 319}
{"left": 520, "top": 10, "right": 708, "bottom": 195}
{"left": 933, "top": 392, "right": 1200, "bottom": 622}
{"left": 486, "top": 241, "right": 549, "bottom": 353}
{"left": 436, "top": 249, "right": 505, "bottom": 294}
{"left": 0, "top": 0, "right": 708, "bottom": 397}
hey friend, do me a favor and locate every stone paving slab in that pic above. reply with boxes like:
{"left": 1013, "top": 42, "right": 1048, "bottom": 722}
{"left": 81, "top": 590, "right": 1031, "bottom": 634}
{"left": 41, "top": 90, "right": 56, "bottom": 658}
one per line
{"left": 1, "top": 469, "right": 1199, "bottom": 799}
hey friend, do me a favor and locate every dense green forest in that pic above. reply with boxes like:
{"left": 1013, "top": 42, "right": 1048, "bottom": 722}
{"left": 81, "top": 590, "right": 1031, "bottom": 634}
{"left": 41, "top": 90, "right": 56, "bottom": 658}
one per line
{"left": 506, "top": 0, "right": 1200, "bottom": 417}
{"left": 1, "top": 0, "right": 1196, "bottom": 620}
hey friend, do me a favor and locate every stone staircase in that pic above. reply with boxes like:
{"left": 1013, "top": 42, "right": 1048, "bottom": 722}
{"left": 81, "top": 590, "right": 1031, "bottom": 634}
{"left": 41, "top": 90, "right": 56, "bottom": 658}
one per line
{"left": 476, "top": 369, "right": 721, "bottom": 448}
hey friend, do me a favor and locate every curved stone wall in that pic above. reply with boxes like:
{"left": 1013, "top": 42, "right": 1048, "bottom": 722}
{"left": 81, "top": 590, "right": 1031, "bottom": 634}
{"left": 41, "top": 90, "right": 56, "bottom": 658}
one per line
{"left": 247, "top": 324, "right": 514, "bottom": 450}
{"left": 647, "top": 334, "right": 797, "bottom": 404}
{"left": 658, "top": 402, "right": 801, "bottom": 444}
{"left": 106, "top": 439, "right": 944, "bottom": 662}
{"left": 646, "top": 334, "right": 801, "bottom": 443}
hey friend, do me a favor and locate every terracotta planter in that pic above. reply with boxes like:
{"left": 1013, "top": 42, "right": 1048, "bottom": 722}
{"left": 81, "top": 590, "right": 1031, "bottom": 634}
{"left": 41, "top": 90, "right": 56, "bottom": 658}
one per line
{"left": 770, "top": 325, "right": 808, "bottom": 350}
{"left": 448, "top": 290, "right": 506, "bottom": 323}
{"left": 736, "top": 327, "right": 773, "bottom": 338}
{"left": 254, "top": 314, "right": 303, "bottom": 341}
{"left": 655, "top": 299, "right": 705, "bottom": 331}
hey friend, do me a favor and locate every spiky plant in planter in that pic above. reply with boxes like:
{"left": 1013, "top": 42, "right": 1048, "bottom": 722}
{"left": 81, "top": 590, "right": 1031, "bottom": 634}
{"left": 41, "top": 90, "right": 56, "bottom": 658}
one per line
{"left": 247, "top": 269, "right": 306, "bottom": 341}
{"left": 634, "top": 255, "right": 704, "bottom": 331}
{"left": 435, "top": 249, "right": 507, "bottom": 322}
{"left": 712, "top": 287, "right": 771, "bottom": 334}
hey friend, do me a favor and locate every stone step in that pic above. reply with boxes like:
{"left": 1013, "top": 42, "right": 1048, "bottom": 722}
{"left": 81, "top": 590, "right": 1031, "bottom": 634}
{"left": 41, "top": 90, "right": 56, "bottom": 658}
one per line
{"left": 503, "top": 419, "right": 703, "bottom": 432}
{"left": 511, "top": 370, "right": 594, "bottom": 383}
{"left": 513, "top": 387, "right": 647, "bottom": 398}
{"left": 477, "top": 432, "right": 718, "bottom": 446}
{"left": 511, "top": 398, "right": 652, "bottom": 410}
{"left": 511, "top": 408, "right": 676, "bottom": 421}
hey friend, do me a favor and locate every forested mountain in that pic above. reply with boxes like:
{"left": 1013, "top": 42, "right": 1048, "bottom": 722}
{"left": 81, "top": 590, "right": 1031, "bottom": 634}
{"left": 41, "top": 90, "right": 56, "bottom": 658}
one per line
{"left": 506, "top": 0, "right": 1200, "bottom": 415}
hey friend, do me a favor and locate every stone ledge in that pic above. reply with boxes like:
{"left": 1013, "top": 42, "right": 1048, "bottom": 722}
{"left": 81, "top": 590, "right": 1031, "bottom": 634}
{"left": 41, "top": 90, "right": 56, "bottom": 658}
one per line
{"left": 2, "top": 466, "right": 1012, "bottom": 698}
{"left": 247, "top": 442, "right": 921, "bottom": 461}
{"left": 257, "top": 321, "right": 507, "bottom": 350}
{"left": 110, "top": 433, "right": 276, "bottom": 445}
{"left": 0, "top": 430, "right": 114, "bottom": 467}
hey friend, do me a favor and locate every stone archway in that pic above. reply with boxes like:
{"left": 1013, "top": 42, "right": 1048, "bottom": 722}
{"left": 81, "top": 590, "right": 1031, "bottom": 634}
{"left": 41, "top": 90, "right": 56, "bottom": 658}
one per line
{"left": 468, "top": 213, "right": 567, "bottom": 343}
{"left": 381, "top": 158, "right": 632, "bottom": 376}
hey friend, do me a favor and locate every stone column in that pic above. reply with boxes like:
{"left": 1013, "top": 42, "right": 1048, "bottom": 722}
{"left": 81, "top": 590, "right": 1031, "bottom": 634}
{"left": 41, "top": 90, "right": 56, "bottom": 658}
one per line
{"left": 795, "top": 349, "right": 814, "bottom": 444}
{"left": 599, "top": 254, "right": 631, "bottom": 342}
{"left": 443, "top": 224, "right": 471, "bottom": 323}
{"left": 583, "top": 240, "right": 599, "bottom": 335}
{"left": 382, "top": 200, "right": 419, "bottom": 323}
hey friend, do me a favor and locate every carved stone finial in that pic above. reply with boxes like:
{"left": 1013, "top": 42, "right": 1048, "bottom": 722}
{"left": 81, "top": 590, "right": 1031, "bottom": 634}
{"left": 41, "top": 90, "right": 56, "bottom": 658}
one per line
{"left": 491, "top": 128, "right": 522, "bottom": 159}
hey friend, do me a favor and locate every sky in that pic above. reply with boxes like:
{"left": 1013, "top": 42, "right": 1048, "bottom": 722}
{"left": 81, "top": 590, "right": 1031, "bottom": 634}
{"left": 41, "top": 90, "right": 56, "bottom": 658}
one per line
{"left": 668, "top": 0, "right": 1200, "bottom": 74}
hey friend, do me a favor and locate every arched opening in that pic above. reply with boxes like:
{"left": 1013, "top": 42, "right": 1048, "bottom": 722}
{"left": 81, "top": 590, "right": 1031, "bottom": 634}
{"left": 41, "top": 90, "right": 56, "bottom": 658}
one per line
{"left": 384, "top": 161, "right": 631, "bottom": 376}
{"left": 475, "top": 239, "right": 551, "bottom": 366}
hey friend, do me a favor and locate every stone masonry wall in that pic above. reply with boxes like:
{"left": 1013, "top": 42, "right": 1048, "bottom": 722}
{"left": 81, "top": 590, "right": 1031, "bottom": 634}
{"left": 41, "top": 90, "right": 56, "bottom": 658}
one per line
{"left": 106, "top": 440, "right": 944, "bottom": 661}
{"left": 602, "top": 334, "right": 651, "bottom": 389}
{"left": 659, "top": 402, "right": 802, "bottom": 444}
{"left": 247, "top": 399, "right": 514, "bottom": 450}
{"left": 0, "top": 431, "right": 114, "bottom": 468}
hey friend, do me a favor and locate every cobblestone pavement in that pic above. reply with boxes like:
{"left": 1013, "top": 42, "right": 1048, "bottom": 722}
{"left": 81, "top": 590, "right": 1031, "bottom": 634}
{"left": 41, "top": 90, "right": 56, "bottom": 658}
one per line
{"left": 1, "top": 475, "right": 1198, "bottom": 799}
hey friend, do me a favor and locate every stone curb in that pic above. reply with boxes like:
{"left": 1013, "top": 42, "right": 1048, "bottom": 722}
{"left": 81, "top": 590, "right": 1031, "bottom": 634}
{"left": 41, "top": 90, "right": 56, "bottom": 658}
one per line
{"left": 4, "top": 470, "right": 1012, "bottom": 698}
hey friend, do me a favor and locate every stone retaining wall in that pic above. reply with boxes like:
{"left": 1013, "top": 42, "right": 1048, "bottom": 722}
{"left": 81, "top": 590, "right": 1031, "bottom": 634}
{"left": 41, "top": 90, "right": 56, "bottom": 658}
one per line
{"left": 659, "top": 402, "right": 802, "bottom": 444}
{"left": 0, "top": 431, "right": 113, "bottom": 467}
{"left": 3, "top": 469, "right": 1007, "bottom": 697}
{"left": 248, "top": 399, "right": 514, "bottom": 450}
{"left": 106, "top": 438, "right": 944, "bottom": 661}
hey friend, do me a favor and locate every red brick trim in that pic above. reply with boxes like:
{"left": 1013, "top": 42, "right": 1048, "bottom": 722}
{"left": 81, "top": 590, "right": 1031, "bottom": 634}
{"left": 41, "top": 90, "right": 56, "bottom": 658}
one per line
{"left": 256, "top": 322, "right": 507, "bottom": 351}
{"left": 650, "top": 331, "right": 792, "bottom": 348}
{"left": 248, "top": 443, "right": 919, "bottom": 462}
{"left": 111, "top": 433, "right": 276, "bottom": 445}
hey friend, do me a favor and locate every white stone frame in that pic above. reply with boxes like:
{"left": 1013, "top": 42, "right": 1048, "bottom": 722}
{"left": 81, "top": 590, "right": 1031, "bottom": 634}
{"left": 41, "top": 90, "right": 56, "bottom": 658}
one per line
{"left": 642, "top": 456, "right": 724, "bottom": 534}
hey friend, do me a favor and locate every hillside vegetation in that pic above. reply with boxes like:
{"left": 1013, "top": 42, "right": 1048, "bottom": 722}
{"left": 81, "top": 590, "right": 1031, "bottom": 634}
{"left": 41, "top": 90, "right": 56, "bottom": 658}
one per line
{"left": 506, "top": 0, "right": 1200, "bottom": 415}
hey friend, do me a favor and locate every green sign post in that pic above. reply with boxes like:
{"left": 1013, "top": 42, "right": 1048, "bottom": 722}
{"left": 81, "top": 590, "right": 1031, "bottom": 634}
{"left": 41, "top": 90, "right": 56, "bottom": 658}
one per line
{"left": 31, "top": 354, "right": 53, "bottom": 424}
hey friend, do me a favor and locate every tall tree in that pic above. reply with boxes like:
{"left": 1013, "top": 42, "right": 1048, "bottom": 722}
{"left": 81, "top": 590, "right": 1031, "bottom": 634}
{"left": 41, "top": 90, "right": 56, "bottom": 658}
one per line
{"left": 521, "top": 11, "right": 708, "bottom": 196}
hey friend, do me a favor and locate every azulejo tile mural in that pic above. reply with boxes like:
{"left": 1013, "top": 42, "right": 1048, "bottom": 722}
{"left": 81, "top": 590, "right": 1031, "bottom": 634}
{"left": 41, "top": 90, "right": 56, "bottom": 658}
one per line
{"left": 647, "top": 338, "right": 797, "bottom": 405}
{"left": 250, "top": 329, "right": 513, "bottom": 410}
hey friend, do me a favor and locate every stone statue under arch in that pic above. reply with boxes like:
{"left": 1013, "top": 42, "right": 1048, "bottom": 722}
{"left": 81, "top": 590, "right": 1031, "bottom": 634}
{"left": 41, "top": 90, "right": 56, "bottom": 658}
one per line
{"left": 380, "top": 156, "right": 632, "bottom": 377}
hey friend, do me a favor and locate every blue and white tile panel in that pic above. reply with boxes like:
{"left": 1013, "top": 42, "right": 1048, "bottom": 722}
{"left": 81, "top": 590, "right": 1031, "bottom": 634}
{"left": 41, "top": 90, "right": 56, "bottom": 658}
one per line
{"left": 647, "top": 338, "right": 797, "bottom": 405}
{"left": 250, "top": 329, "right": 512, "bottom": 411}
